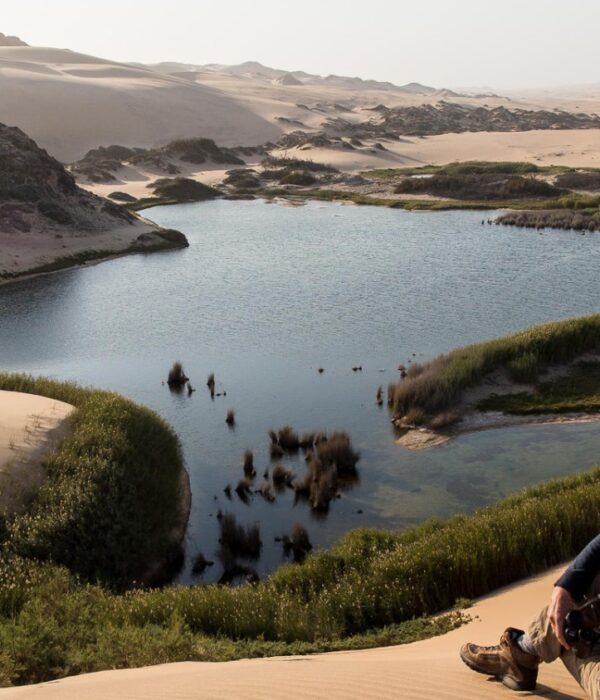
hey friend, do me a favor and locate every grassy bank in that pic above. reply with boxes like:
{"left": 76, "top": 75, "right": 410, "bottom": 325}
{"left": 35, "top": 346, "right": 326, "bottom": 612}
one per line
{"left": 1, "top": 456, "right": 600, "bottom": 683}
{"left": 0, "top": 374, "right": 186, "bottom": 590}
{"left": 361, "top": 161, "right": 569, "bottom": 180}
{"left": 479, "top": 360, "right": 600, "bottom": 415}
{"left": 392, "top": 314, "right": 600, "bottom": 425}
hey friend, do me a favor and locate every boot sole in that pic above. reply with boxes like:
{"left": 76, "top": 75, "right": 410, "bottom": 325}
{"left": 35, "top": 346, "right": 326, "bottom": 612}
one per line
{"left": 459, "top": 650, "right": 536, "bottom": 692}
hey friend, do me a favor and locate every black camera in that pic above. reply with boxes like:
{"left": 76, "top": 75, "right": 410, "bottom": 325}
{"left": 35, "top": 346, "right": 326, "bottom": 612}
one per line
{"left": 564, "top": 609, "right": 600, "bottom": 658}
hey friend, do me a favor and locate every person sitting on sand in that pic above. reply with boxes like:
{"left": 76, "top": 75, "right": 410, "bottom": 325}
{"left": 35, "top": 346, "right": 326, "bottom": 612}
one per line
{"left": 460, "top": 533, "right": 600, "bottom": 698}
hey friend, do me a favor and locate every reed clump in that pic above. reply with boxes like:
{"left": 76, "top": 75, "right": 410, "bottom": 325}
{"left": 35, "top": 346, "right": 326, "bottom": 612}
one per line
{"left": 272, "top": 465, "right": 295, "bottom": 488}
{"left": 219, "top": 514, "right": 262, "bottom": 560}
{"left": 207, "top": 373, "right": 215, "bottom": 397}
{"left": 272, "top": 426, "right": 300, "bottom": 451}
{"left": 316, "top": 432, "right": 360, "bottom": 476}
{"left": 281, "top": 524, "right": 313, "bottom": 563}
{"left": 243, "top": 450, "right": 256, "bottom": 478}
{"left": 167, "top": 361, "right": 188, "bottom": 387}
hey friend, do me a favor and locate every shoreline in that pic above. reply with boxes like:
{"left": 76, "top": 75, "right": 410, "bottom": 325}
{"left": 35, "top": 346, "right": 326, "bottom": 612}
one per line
{"left": 0, "top": 562, "right": 582, "bottom": 699}
{"left": 142, "top": 465, "right": 192, "bottom": 587}
{"left": 0, "top": 227, "right": 188, "bottom": 289}
{"left": 396, "top": 409, "right": 600, "bottom": 451}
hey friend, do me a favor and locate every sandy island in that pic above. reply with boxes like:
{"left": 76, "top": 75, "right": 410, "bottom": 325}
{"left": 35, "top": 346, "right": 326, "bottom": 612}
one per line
{"left": 0, "top": 563, "right": 584, "bottom": 699}
{"left": 0, "top": 390, "right": 73, "bottom": 514}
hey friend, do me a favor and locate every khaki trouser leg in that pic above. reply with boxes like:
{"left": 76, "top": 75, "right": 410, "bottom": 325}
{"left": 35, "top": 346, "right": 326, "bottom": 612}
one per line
{"left": 527, "top": 575, "right": 600, "bottom": 699}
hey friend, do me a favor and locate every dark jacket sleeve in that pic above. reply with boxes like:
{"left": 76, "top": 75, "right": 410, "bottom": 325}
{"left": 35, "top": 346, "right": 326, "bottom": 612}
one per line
{"left": 555, "top": 533, "right": 600, "bottom": 600}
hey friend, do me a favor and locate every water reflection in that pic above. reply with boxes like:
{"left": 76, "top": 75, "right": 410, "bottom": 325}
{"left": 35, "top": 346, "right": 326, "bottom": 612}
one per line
{"left": 0, "top": 200, "right": 599, "bottom": 583}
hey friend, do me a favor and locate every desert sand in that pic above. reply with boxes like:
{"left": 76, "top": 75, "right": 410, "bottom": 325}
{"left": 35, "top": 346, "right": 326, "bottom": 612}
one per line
{"left": 0, "top": 47, "right": 281, "bottom": 162}
{"left": 0, "top": 563, "right": 585, "bottom": 699}
{"left": 0, "top": 390, "right": 73, "bottom": 514}
{"left": 80, "top": 127, "right": 600, "bottom": 204}
{"left": 4, "top": 42, "right": 600, "bottom": 169}
{"left": 269, "top": 128, "right": 600, "bottom": 172}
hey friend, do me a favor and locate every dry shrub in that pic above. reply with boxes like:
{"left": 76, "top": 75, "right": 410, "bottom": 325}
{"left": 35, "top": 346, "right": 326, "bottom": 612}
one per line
{"left": 387, "top": 383, "right": 396, "bottom": 407}
{"left": 272, "top": 464, "right": 295, "bottom": 488}
{"left": 316, "top": 432, "right": 360, "bottom": 476}
{"left": 235, "top": 478, "right": 253, "bottom": 503}
{"left": 270, "top": 443, "right": 284, "bottom": 460}
{"left": 282, "top": 524, "right": 313, "bottom": 562}
{"left": 298, "top": 432, "right": 315, "bottom": 449}
{"left": 257, "top": 481, "right": 275, "bottom": 502}
{"left": 277, "top": 426, "right": 300, "bottom": 451}
{"left": 295, "top": 453, "right": 338, "bottom": 511}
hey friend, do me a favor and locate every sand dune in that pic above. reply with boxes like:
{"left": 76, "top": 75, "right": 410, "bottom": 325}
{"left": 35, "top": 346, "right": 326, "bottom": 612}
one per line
{"left": 0, "top": 47, "right": 281, "bottom": 161}
{"left": 81, "top": 126, "right": 600, "bottom": 205}
{"left": 6, "top": 42, "right": 600, "bottom": 168}
{"left": 0, "top": 564, "right": 585, "bottom": 699}
{"left": 267, "top": 127, "right": 600, "bottom": 172}
{"left": 0, "top": 391, "right": 73, "bottom": 515}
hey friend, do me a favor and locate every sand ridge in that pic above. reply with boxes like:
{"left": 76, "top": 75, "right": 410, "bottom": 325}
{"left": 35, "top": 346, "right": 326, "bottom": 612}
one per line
{"left": 0, "top": 46, "right": 281, "bottom": 162}
{"left": 0, "top": 390, "right": 74, "bottom": 514}
{"left": 0, "top": 564, "right": 585, "bottom": 699}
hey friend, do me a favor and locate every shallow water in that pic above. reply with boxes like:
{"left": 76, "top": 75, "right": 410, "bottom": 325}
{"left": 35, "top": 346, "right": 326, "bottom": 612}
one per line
{"left": 1, "top": 199, "right": 599, "bottom": 583}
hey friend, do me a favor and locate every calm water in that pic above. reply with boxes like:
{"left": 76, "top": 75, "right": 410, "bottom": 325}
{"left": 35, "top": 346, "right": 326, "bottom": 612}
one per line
{"left": 1, "top": 199, "right": 600, "bottom": 583}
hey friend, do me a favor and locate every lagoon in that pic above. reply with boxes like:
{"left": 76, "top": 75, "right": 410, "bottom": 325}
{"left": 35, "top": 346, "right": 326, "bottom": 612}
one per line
{"left": 1, "top": 199, "right": 599, "bottom": 583}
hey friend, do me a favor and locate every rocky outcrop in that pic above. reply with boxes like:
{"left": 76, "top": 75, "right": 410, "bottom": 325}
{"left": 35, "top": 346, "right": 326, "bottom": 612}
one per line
{"left": 0, "top": 123, "right": 135, "bottom": 233}
{"left": 0, "top": 123, "right": 188, "bottom": 280}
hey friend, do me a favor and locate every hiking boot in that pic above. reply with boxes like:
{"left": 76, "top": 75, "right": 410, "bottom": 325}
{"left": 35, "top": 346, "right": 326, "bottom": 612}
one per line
{"left": 460, "top": 627, "right": 539, "bottom": 691}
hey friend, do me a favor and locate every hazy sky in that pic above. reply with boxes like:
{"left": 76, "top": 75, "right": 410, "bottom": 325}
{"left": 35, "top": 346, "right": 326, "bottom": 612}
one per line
{"left": 3, "top": 0, "right": 599, "bottom": 90}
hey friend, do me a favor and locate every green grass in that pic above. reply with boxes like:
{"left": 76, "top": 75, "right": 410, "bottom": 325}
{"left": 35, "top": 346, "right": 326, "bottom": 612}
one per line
{"left": 2, "top": 466, "right": 600, "bottom": 684}
{"left": 361, "top": 161, "right": 570, "bottom": 180}
{"left": 4, "top": 365, "right": 600, "bottom": 684}
{"left": 394, "top": 173, "right": 562, "bottom": 201}
{"left": 479, "top": 360, "right": 600, "bottom": 415}
{"left": 259, "top": 186, "right": 600, "bottom": 215}
{"left": 0, "top": 374, "right": 186, "bottom": 590}
{"left": 393, "top": 314, "right": 600, "bottom": 424}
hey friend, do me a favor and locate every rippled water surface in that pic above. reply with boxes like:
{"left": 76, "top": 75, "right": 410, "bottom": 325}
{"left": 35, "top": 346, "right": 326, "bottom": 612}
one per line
{"left": 1, "top": 199, "right": 600, "bottom": 583}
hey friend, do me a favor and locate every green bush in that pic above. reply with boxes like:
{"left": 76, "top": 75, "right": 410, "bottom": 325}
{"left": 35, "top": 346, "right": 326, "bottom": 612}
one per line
{"left": 149, "top": 177, "right": 220, "bottom": 202}
{"left": 0, "top": 374, "right": 185, "bottom": 590}
{"left": 394, "top": 173, "right": 561, "bottom": 200}
{"left": 278, "top": 171, "right": 317, "bottom": 186}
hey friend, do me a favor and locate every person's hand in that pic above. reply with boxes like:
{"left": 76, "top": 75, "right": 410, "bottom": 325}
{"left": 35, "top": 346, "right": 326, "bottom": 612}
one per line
{"left": 548, "top": 586, "right": 576, "bottom": 650}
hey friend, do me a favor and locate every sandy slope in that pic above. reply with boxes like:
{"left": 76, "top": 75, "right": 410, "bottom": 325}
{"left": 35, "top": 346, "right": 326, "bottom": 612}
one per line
{"left": 5, "top": 43, "right": 600, "bottom": 168}
{"left": 0, "top": 47, "right": 281, "bottom": 161}
{"left": 0, "top": 216, "right": 176, "bottom": 281}
{"left": 0, "top": 390, "right": 73, "bottom": 515}
{"left": 0, "top": 564, "right": 585, "bottom": 699}
{"left": 269, "top": 128, "right": 600, "bottom": 172}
